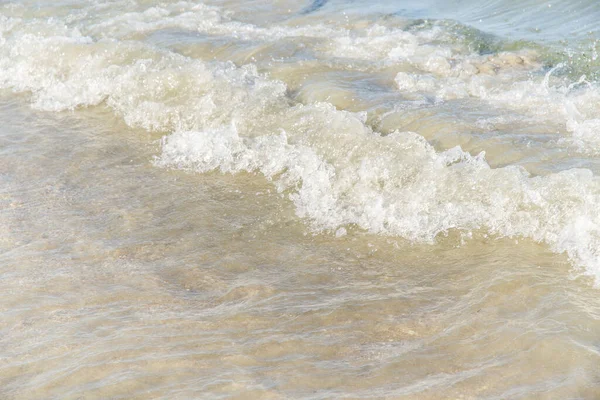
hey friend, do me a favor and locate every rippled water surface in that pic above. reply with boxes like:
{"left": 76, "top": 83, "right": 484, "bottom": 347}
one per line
{"left": 2, "top": 0, "right": 600, "bottom": 398}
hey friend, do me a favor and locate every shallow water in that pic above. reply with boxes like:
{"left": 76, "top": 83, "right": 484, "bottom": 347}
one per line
{"left": 2, "top": 1, "right": 600, "bottom": 399}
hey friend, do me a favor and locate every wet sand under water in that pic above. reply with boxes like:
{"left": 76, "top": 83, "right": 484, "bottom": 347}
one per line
{"left": 2, "top": 98, "right": 600, "bottom": 399}
{"left": 3, "top": 0, "right": 600, "bottom": 398}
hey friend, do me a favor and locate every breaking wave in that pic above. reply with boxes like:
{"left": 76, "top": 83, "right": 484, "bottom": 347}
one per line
{"left": 3, "top": 0, "right": 600, "bottom": 281}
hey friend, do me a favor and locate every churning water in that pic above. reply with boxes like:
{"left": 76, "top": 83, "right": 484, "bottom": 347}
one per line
{"left": 2, "top": 0, "right": 600, "bottom": 398}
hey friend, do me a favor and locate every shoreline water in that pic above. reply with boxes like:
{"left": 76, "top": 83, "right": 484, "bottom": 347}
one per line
{"left": 2, "top": 1, "right": 600, "bottom": 398}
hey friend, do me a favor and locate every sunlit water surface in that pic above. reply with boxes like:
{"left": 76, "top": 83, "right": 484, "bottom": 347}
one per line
{"left": 2, "top": 0, "right": 600, "bottom": 398}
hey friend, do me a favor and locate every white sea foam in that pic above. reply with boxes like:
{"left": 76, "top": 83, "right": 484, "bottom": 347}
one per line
{"left": 2, "top": 1, "right": 600, "bottom": 281}
{"left": 157, "top": 113, "right": 600, "bottom": 281}
{"left": 394, "top": 57, "right": 600, "bottom": 153}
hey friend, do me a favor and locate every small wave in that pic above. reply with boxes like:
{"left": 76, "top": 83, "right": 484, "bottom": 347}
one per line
{"left": 2, "top": 1, "right": 600, "bottom": 282}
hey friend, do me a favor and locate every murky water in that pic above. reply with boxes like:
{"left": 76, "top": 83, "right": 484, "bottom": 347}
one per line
{"left": 2, "top": 1, "right": 600, "bottom": 398}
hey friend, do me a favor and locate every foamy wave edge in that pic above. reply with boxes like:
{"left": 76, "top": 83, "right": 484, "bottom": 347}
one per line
{"left": 1, "top": 3, "right": 600, "bottom": 282}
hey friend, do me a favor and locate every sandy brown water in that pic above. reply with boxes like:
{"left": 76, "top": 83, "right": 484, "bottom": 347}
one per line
{"left": 2, "top": 97, "right": 600, "bottom": 399}
{"left": 3, "top": 0, "right": 600, "bottom": 398}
